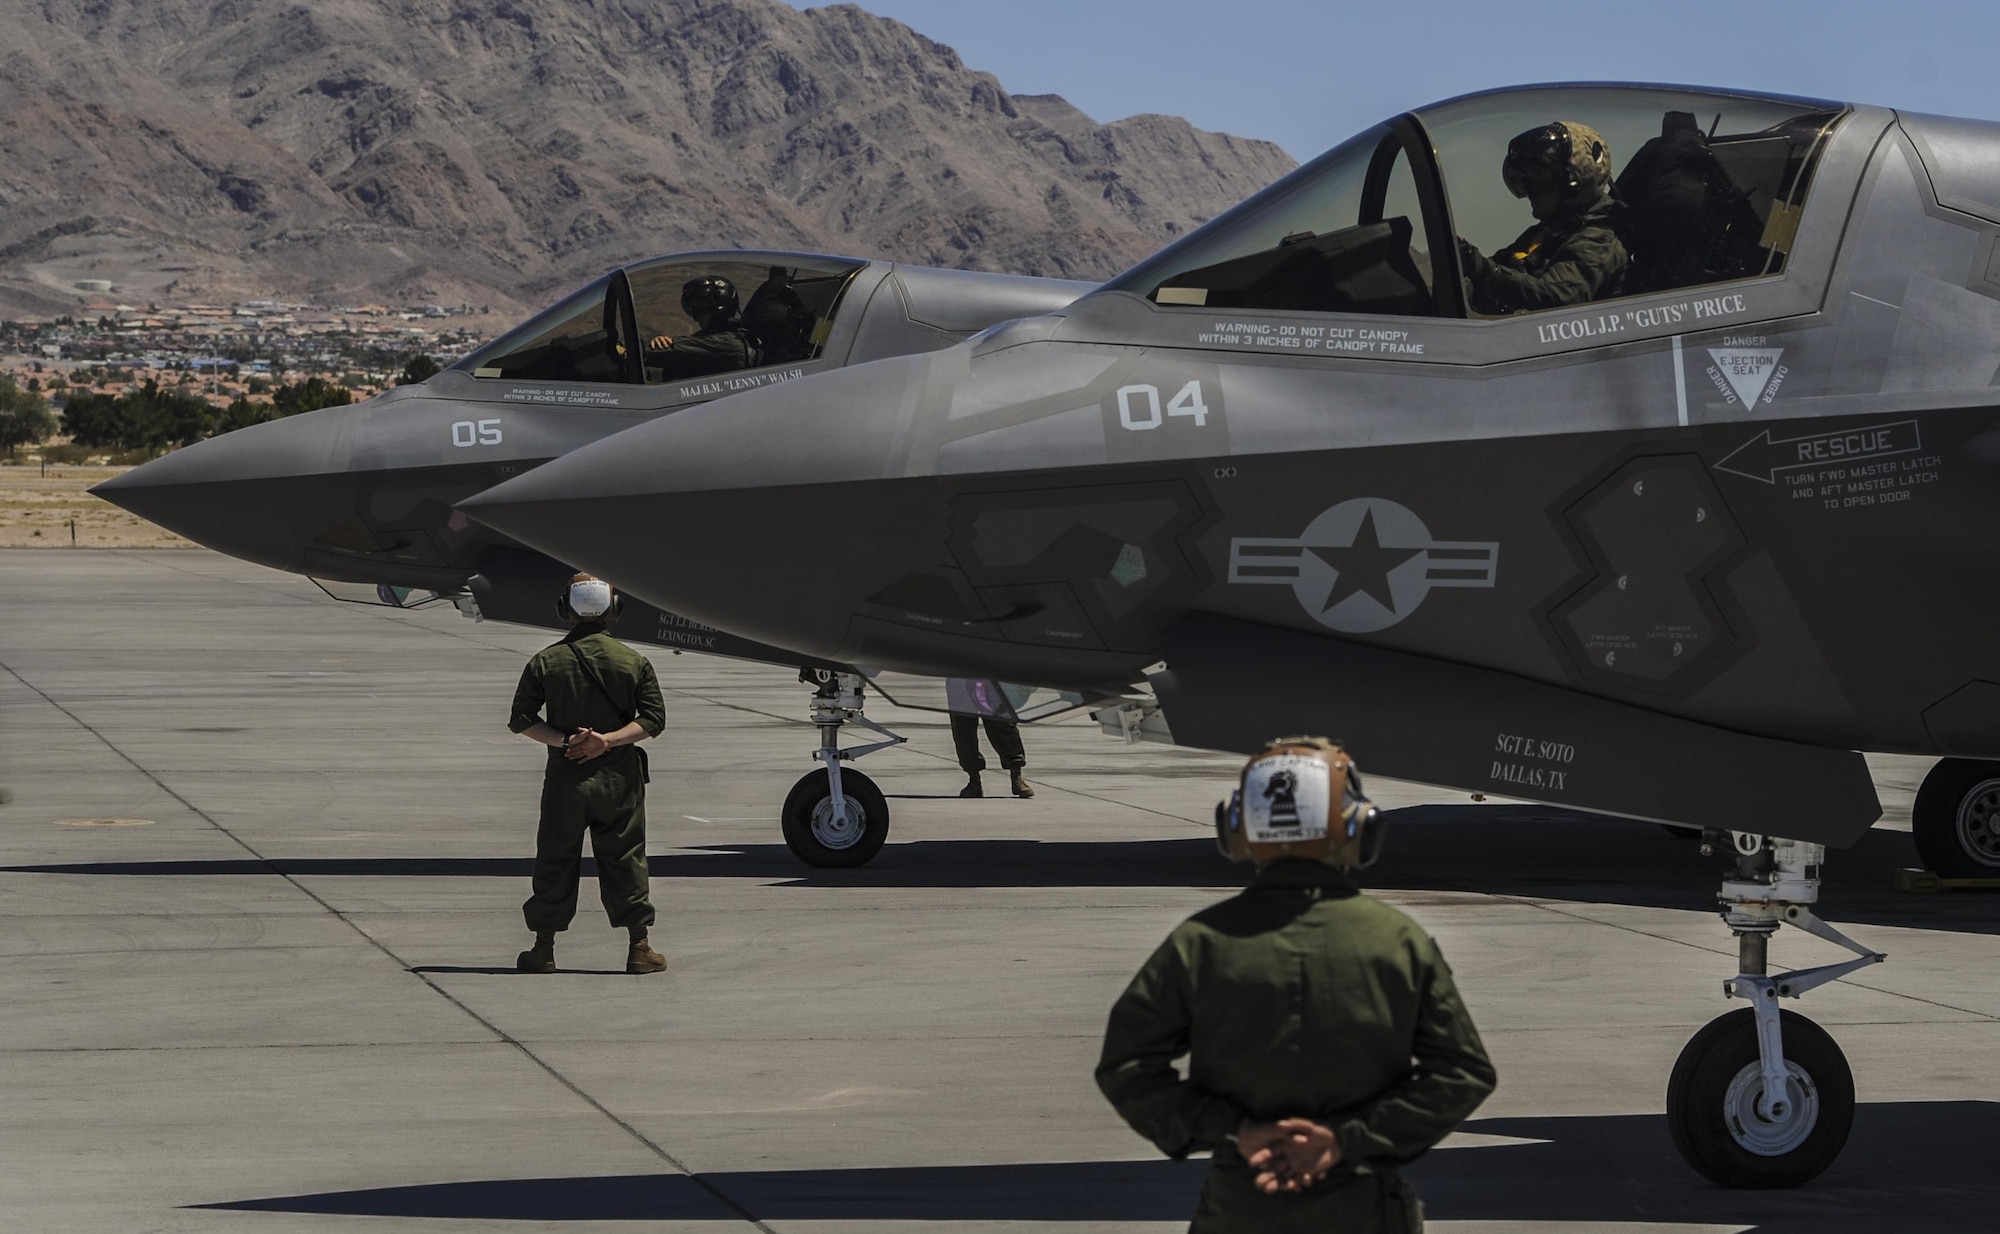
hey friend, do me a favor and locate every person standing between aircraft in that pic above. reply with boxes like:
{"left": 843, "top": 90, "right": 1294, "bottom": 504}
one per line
{"left": 952, "top": 712, "right": 1035, "bottom": 798}
{"left": 1096, "top": 738, "right": 1495, "bottom": 1232}
{"left": 1459, "top": 121, "right": 1628, "bottom": 314}
{"left": 509, "top": 574, "right": 667, "bottom": 975}
{"left": 948, "top": 679, "right": 1035, "bottom": 798}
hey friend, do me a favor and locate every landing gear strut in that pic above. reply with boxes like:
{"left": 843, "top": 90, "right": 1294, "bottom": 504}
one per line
{"left": 1667, "top": 832, "right": 1884, "bottom": 1188}
{"left": 779, "top": 672, "right": 905, "bottom": 868}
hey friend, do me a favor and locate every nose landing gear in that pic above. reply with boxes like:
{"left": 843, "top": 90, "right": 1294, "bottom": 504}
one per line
{"left": 780, "top": 672, "right": 905, "bottom": 867}
{"left": 1667, "top": 832, "right": 1885, "bottom": 1188}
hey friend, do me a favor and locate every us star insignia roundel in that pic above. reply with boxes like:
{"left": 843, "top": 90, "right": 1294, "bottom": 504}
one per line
{"left": 1227, "top": 498, "right": 1500, "bottom": 633}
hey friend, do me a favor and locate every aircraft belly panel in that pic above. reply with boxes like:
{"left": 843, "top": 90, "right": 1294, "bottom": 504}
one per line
{"left": 1156, "top": 612, "right": 1882, "bottom": 848}
{"left": 466, "top": 546, "right": 846, "bottom": 671}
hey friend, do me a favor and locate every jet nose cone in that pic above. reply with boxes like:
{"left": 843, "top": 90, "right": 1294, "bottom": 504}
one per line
{"left": 461, "top": 356, "right": 928, "bottom": 658}
{"left": 93, "top": 409, "right": 350, "bottom": 572}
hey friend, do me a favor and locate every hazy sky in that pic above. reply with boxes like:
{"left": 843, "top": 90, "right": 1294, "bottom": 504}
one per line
{"left": 793, "top": 0, "right": 2000, "bottom": 161}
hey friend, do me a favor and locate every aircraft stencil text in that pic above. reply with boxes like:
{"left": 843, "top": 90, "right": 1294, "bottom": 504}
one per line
{"left": 1493, "top": 733, "right": 1576, "bottom": 764}
{"left": 1197, "top": 321, "right": 1425, "bottom": 355}
{"left": 1538, "top": 292, "right": 1752, "bottom": 346}
{"left": 450, "top": 419, "right": 502, "bottom": 447}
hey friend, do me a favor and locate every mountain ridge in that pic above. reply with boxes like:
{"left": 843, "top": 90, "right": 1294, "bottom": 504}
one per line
{"left": 0, "top": 0, "right": 1295, "bottom": 315}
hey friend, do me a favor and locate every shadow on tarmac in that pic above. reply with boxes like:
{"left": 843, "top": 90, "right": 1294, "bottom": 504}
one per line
{"left": 11, "top": 807, "right": 1997, "bottom": 933}
{"left": 408, "top": 965, "right": 630, "bottom": 977}
{"left": 192, "top": 1102, "right": 2000, "bottom": 1229}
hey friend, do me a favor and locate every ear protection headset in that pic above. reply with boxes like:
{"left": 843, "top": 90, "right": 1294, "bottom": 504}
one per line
{"left": 557, "top": 577, "right": 622, "bottom": 622}
{"left": 1213, "top": 736, "right": 1384, "bottom": 869}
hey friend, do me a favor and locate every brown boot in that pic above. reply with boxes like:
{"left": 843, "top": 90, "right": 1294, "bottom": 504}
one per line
{"left": 626, "top": 937, "right": 666, "bottom": 975}
{"left": 1010, "top": 768, "right": 1035, "bottom": 799}
{"left": 516, "top": 932, "right": 556, "bottom": 974}
{"left": 959, "top": 773, "right": 983, "bottom": 798}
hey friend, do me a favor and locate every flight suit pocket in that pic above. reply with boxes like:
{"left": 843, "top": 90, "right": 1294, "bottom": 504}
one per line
{"left": 1384, "top": 1174, "right": 1424, "bottom": 1233}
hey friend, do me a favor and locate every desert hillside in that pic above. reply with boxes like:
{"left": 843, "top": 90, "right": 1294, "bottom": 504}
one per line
{"left": 0, "top": 0, "right": 1296, "bottom": 315}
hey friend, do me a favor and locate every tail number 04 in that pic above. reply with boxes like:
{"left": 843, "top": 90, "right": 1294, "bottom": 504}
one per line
{"left": 451, "top": 419, "right": 503, "bottom": 447}
{"left": 1117, "top": 381, "right": 1209, "bottom": 431}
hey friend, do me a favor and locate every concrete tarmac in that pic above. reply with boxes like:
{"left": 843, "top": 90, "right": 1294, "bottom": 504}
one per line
{"left": 3, "top": 548, "right": 1998, "bottom": 1232}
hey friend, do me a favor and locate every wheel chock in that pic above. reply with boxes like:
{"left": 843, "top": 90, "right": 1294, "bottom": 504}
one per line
{"left": 1896, "top": 868, "right": 1945, "bottom": 894}
{"left": 1893, "top": 867, "right": 2000, "bottom": 894}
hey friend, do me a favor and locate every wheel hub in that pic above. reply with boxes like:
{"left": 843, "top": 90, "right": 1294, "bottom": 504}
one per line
{"left": 1954, "top": 778, "right": 2000, "bottom": 867}
{"left": 809, "top": 794, "right": 867, "bottom": 850}
{"left": 1723, "top": 1059, "right": 1819, "bottom": 1156}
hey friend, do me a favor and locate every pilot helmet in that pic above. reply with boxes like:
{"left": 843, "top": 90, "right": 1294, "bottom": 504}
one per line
{"left": 1214, "top": 736, "right": 1383, "bottom": 869}
{"left": 1502, "top": 121, "right": 1613, "bottom": 216}
{"left": 556, "top": 572, "right": 622, "bottom": 623}
{"left": 681, "top": 276, "right": 741, "bottom": 329}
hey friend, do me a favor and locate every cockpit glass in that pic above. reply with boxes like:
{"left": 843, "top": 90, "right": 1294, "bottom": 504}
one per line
{"left": 1103, "top": 87, "right": 1846, "bottom": 328}
{"left": 1101, "top": 124, "right": 1439, "bottom": 318}
{"left": 459, "top": 276, "right": 628, "bottom": 383}
{"left": 1418, "top": 86, "right": 1845, "bottom": 313}
{"left": 624, "top": 255, "right": 865, "bottom": 384}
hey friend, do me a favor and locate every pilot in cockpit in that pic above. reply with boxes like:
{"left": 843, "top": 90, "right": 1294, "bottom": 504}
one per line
{"left": 1458, "top": 121, "right": 1628, "bottom": 315}
{"left": 646, "top": 276, "right": 754, "bottom": 380}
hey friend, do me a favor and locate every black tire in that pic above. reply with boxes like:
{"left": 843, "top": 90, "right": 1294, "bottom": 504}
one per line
{"left": 1667, "top": 1007, "right": 1854, "bottom": 1188}
{"left": 780, "top": 767, "right": 889, "bottom": 868}
{"left": 1912, "top": 758, "right": 2000, "bottom": 878}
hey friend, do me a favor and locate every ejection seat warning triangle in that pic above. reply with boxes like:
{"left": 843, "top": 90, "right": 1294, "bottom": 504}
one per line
{"left": 1707, "top": 348, "right": 1785, "bottom": 407}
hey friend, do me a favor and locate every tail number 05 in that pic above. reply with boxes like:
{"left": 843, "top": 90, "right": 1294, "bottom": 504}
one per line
{"left": 451, "top": 419, "right": 503, "bottom": 447}
{"left": 1117, "top": 381, "right": 1208, "bottom": 431}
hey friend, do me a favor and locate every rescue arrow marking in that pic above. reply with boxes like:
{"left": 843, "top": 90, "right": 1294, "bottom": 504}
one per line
{"left": 1712, "top": 420, "right": 1922, "bottom": 484}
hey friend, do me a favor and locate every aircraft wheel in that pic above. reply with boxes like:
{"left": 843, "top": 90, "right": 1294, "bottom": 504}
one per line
{"left": 781, "top": 768, "right": 889, "bottom": 868}
{"left": 1667, "top": 1007, "right": 1854, "bottom": 1189}
{"left": 1911, "top": 758, "right": 2000, "bottom": 878}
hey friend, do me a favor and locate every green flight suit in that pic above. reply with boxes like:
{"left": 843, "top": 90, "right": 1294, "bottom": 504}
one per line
{"left": 650, "top": 325, "right": 753, "bottom": 380}
{"left": 1096, "top": 860, "right": 1496, "bottom": 1233}
{"left": 508, "top": 624, "right": 667, "bottom": 933}
{"left": 1462, "top": 193, "right": 1628, "bottom": 314}
{"left": 950, "top": 712, "right": 1026, "bottom": 772}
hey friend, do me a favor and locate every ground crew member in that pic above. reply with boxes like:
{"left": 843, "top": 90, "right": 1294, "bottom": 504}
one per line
{"left": 1459, "top": 120, "right": 1627, "bottom": 314}
{"left": 646, "top": 275, "right": 754, "bottom": 379}
{"left": 508, "top": 574, "right": 667, "bottom": 975}
{"left": 952, "top": 713, "right": 1034, "bottom": 798}
{"left": 1096, "top": 738, "right": 1495, "bottom": 1232}
{"left": 948, "top": 679, "right": 1035, "bottom": 798}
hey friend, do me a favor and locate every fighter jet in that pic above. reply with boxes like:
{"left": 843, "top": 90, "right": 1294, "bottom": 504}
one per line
{"left": 93, "top": 250, "right": 1091, "bottom": 668}
{"left": 460, "top": 82, "right": 2000, "bottom": 1187}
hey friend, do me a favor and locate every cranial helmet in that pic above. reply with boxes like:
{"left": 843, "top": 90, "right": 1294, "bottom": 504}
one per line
{"left": 1502, "top": 121, "right": 1613, "bottom": 210}
{"left": 557, "top": 572, "right": 620, "bottom": 622}
{"left": 680, "top": 276, "right": 741, "bottom": 329}
{"left": 1214, "top": 736, "right": 1384, "bottom": 868}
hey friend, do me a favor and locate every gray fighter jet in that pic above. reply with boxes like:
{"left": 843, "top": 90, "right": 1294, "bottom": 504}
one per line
{"left": 460, "top": 82, "right": 2000, "bottom": 1187}
{"left": 94, "top": 251, "right": 1090, "bottom": 667}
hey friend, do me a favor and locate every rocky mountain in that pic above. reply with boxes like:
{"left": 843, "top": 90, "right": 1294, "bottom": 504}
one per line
{"left": 0, "top": 0, "right": 1295, "bottom": 316}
